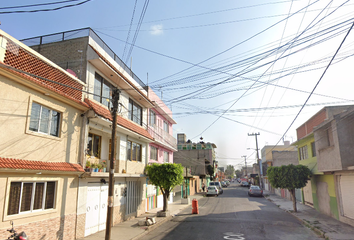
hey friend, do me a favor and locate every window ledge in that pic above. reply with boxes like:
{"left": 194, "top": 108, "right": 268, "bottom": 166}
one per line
{"left": 4, "top": 208, "right": 57, "bottom": 221}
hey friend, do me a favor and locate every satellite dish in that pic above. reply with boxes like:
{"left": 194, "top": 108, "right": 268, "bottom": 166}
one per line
{"left": 66, "top": 69, "right": 77, "bottom": 77}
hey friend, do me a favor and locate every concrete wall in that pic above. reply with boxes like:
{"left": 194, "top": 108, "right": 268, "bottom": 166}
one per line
{"left": 174, "top": 149, "right": 212, "bottom": 176}
{"left": 311, "top": 175, "right": 339, "bottom": 220}
{"left": 272, "top": 151, "right": 298, "bottom": 167}
{"left": 0, "top": 75, "right": 83, "bottom": 163}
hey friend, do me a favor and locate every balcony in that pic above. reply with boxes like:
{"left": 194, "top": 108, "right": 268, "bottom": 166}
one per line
{"left": 148, "top": 125, "right": 177, "bottom": 150}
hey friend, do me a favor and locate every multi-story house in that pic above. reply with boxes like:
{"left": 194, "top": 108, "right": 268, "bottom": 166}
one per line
{"left": 0, "top": 30, "right": 88, "bottom": 239}
{"left": 313, "top": 107, "right": 354, "bottom": 227}
{"left": 293, "top": 105, "right": 354, "bottom": 223}
{"left": 174, "top": 134, "right": 217, "bottom": 197}
{"left": 145, "top": 87, "right": 177, "bottom": 210}
{"left": 260, "top": 142, "right": 297, "bottom": 193}
{"left": 21, "top": 28, "right": 154, "bottom": 237}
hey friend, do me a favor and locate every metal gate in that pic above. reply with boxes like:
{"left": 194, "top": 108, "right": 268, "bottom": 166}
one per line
{"left": 85, "top": 184, "right": 108, "bottom": 236}
{"left": 126, "top": 181, "right": 141, "bottom": 215}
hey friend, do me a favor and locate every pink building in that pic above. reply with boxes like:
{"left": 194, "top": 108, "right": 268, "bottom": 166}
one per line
{"left": 145, "top": 87, "right": 177, "bottom": 210}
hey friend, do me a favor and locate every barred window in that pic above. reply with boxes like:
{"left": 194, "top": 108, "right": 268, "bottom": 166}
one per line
{"left": 8, "top": 181, "right": 56, "bottom": 216}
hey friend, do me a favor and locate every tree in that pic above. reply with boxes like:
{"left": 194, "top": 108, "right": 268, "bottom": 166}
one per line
{"left": 225, "top": 165, "right": 235, "bottom": 179}
{"left": 235, "top": 169, "right": 242, "bottom": 178}
{"left": 145, "top": 163, "right": 184, "bottom": 212}
{"left": 267, "top": 164, "right": 312, "bottom": 212}
{"left": 207, "top": 165, "right": 215, "bottom": 180}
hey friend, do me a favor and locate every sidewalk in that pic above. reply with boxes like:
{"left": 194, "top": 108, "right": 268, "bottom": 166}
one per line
{"left": 78, "top": 193, "right": 205, "bottom": 240}
{"left": 263, "top": 190, "right": 354, "bottom": 240}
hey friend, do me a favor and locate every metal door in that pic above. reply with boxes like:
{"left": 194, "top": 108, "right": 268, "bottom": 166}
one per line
{"left": 85, "top": 184, "right": 108, "bottom": 236}
{"left": 303, "top": 180, "right": 313, "bottom": 206}
{"left": 339, "top": 175, "right": 354, "bottom": 219}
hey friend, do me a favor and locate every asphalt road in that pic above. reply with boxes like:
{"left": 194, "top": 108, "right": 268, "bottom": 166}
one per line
{"left": 139, "top": 183, "right": 322, "bottom": 240}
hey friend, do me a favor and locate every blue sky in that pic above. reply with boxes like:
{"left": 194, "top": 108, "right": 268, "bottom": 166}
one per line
{"left": 2, "top": 0, "right": 354, "bottom": 168}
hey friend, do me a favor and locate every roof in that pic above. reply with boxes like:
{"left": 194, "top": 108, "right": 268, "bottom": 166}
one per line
{"left": 85, "top": 99, "right": 154, "bottom": 140}
{"left": 2, "top": 31, "right": 85, "bottom": 102}
{"left": 0, "top": 157, "right": 84, "bottom": 173}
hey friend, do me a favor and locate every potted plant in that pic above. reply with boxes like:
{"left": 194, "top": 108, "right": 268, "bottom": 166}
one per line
{"left": 97, "top": 163, "right": 103, "bottom": 172}
{"left": 85, "top": 160, "right": 91, "bottom": 172}
{"left": 102, "top": 160, "right": 107, "bottom": 172}
{"left": 91, "top": 163, "right": 98, "bottom": 172}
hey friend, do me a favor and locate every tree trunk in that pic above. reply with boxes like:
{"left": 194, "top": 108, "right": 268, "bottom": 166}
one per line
{"left": 162, "top": 190, "right": 170, "bottom": 212}
{"left": 290, "top": 189, "right": 297, "bottom": 212}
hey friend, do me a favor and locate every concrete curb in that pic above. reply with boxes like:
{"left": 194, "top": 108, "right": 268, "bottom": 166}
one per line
{"left": 131, "top": 214, "right": 174, "bottom": 240}
{"left": 264, "top": 196, "right": 328, "bottom": 239}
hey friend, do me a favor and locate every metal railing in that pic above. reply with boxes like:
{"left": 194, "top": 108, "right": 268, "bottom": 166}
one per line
{"left": 20, "top": 27, "right": 147, "bottom": 89}
{"left": 147, "top": 125, "right": 177, "bottom": 150}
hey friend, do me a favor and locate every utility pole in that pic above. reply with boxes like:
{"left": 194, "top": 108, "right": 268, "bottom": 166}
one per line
{"left": 105, "top": 88, "right": 120, "bottom": 240}
{"left": 241, "top": 155, "right": 247, "bottom": 178}
{"left": 248, "top": 133, "right": 262, "bottom": 188}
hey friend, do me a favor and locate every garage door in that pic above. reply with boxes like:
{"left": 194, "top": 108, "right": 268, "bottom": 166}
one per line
{"left": 339, "top": 175, "right": 354, "bottom": 219}
{"left": 85, "top": 184, "right": 108, "bottom": 236}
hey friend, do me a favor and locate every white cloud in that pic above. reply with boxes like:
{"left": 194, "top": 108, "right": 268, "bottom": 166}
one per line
{"left": 150, "top": 24, "right": 163, "bottom": 35}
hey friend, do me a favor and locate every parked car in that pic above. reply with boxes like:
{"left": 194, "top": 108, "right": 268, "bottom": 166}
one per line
{"left": 206, "top": 186, "right": 219, "bottom": 196}
{"left": 248, "top": 185, "right": 263, "bottom": 197}
{"left": 226, "top": 181, "right": 230, "bottom": 186}
{"left": 241, "top": 181, "right": 250, "bottom": 187}
{"left": 209, "top": 181, "right": 223, "bottom": 194}
{"left": 221, "top": 181, "right": 228, "bottom": 187}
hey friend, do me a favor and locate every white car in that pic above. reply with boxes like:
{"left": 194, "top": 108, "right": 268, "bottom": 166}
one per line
{"left": 206, "top": 186, "right": 219, "bottom": 196}
{"left": 209, "top": 181, "right": 224, "bottom": 194}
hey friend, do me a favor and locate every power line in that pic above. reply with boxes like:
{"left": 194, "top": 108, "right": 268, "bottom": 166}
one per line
{"left": 0, "top": 0, "right": 92, "bottom": 14}
{"left": 274, "top": 18, "right": 354, "bottom": 148}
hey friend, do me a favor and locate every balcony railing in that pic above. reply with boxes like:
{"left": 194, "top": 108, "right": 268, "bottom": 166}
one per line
{"left": 20, "top": 27, "right": 147, "bottom": 89}
{"left": 148, "top": 125, "right": 177, "bottom": 150}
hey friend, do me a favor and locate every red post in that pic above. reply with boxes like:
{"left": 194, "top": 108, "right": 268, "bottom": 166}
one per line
{"left": 192, "top": 199, "right": 199, "bottom": 214}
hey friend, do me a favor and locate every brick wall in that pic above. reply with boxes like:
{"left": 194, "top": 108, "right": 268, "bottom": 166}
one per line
{"left": 29, "top": 37, "right": 89, "bottom": 83}
{"left": 76, "top": 213, "right": 86, "bottom": 239}
{"left": 297, "top": 109, "right": 326, "bottom": 139}
{"left": 0, "top": 214, "right": 76, "bottom": 240}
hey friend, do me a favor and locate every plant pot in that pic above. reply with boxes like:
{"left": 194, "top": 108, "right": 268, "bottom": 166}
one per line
{"left": 94, "top": 168, "right": 98, "bottom": 172}
{"left": 99, "top": 169, "right": 102, "bottom": 172}
{"left": 103, "top": 168, "right": 106, "bottom": 172}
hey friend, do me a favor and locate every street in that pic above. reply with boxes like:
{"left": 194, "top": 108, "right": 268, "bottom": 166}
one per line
{"left": 139, "top": 183, "right": 322, "bottom": 240}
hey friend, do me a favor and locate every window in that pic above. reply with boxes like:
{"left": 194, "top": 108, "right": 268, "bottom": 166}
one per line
{"left": 127, "top": 140, "right": 142, "bottom": 162}
{"left": 311, "top": 142, "right": 316, "bottom": 157}
{"left": 7, "top": 181, "right": 56, "bottom": 216}
{"left": 150, "top": 146, "right": 158, "bottom": 161}
{"left": 128, "top": 99, "right": 142, "bottom": 125}
{"left": 164, "top": 151, "right": 169, "bottom": 163}
{"left": 163, "top": 121, "right": 169, "bottom": 133}
{"left": 87, "top": 133, "right": 101, "bottom": 158}
{"left": 94, "top": 73, "right": 113, "bottom": 108}
{"left": 299, "top": 145, "right": 308, "bottom": 160}
{"left": 149, "top": 111, "right": 156, "bottom": 126}
{"left": 29, "top": 102, "right": 60, "bottom": 137}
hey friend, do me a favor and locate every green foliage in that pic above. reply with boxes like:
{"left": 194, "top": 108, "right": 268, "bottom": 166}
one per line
{"left": 267, "top": 164, "right": 312, "bottom": 190}
{"left": 225, "top": 165, "right": 235, "bottom": 178}
{"left": 145, "top": 163, "right": 184, "bottom": 194}
{"left": 207, "top": 165, "right": 214, "bottom": 177}
{"left": 235, "top": 169, "right": 242, "bottom": 178}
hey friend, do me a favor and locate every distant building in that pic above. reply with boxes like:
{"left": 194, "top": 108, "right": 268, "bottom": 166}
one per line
{"left": 174, "top": 134, "right": 217, "bottom": 194}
